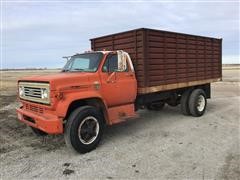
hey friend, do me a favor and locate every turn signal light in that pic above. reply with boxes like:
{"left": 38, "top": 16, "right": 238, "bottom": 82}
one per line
{"left": 55, "top": 92, "right": 64, "bottom": 100}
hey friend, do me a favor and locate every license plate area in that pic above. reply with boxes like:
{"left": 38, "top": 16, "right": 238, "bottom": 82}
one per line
{"left": 23, "top": 115, "right": 35, "bottom": 124}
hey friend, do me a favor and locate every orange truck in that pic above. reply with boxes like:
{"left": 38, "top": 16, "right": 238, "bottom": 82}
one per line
{"left": 16, "top": 28, "right": 222, "bottom": 153}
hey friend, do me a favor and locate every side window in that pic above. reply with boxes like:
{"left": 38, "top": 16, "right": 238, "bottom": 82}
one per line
{"left": 102, "top": 54, "right": 128, "bottom": 72}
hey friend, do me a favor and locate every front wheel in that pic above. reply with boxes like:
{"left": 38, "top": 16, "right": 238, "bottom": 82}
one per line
{"left": 64, "top": 106, "right": 104, "bottom": 153}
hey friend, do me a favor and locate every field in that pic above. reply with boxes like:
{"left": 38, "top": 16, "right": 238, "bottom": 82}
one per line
{"left": 0, "top": 68, "right": 239, "bottom": 179}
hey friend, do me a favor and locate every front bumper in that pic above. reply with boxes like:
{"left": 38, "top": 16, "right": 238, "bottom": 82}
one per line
{"left": 16, "top": 106, "right": 63, "bottom": 134}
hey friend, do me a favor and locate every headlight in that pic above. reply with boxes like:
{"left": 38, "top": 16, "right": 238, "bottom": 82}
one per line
{"left": 41, "top": 88, "right": 49, "bottom": 99}
{"left": 19, "top": 86, "right": 24, "bottom": 97}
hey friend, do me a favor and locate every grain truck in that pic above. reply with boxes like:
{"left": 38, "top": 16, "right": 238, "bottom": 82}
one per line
{"left": 16, "top": 28, "right": 222, "bottom": 153}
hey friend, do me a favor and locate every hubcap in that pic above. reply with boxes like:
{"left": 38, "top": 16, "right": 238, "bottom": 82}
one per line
{"left": 78, "top": 116, "right": 99, "bottom": 145}
{"left": 197, "top": 95, "right": 205, "bottom": 112}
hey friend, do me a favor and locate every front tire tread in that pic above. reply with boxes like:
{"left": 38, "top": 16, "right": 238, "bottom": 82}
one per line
{"left": 64, "top": 106, "right": 104, "bottom": 154}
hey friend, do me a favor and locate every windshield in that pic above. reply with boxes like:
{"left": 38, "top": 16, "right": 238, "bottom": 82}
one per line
{"left": 62, "top": 52, "right": 103, "bottom": 72}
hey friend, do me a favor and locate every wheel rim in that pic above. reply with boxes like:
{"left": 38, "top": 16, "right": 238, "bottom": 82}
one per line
{"left": 197, "top": 95, "right": 205, "bottom": 112}
{"left": 78, "top": 116, "right": 99, "bottom": 145}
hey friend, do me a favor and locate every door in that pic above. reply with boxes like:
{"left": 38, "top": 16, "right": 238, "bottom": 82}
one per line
{"left": 99, "top": 52, "right": 137, "bottom": 107}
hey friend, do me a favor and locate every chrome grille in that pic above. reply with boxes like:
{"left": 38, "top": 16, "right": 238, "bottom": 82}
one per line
{"left": 24, "top": 87, "right": 42, "bottom": 99}
{"left": 18, "top": 82, "right": 50, "bottom": 104}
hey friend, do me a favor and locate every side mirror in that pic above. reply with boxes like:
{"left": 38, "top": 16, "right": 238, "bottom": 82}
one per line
{"left": 117, "top": 52, "right": 127, "bottom": 72}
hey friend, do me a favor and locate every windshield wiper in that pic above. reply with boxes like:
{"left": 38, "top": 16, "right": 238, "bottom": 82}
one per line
{"left": 72, "top": 68, "right": 85, "bottom": 71}
{"left": 62, "top": 68, "right": 86, "bottom": 72}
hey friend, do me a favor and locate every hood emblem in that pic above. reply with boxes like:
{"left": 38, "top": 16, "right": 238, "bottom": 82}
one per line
{"left": 28, "top": 89, "right": 35, "bottom": 96}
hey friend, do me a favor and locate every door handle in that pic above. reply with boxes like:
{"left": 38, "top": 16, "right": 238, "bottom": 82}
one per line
{"left": 107, "top": 80, "right": 116, "bottom": 83}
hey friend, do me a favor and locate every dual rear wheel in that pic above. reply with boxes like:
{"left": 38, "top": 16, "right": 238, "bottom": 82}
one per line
{"left": 146, "top": 88, "right": 207, "bottom": 117}
{"left": 180, "top": 88, "right": 207, "bottom": 117}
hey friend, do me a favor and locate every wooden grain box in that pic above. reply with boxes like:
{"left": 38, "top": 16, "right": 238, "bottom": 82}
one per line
{"left": 90, "top": 28, "right": 222, "bottom": 94}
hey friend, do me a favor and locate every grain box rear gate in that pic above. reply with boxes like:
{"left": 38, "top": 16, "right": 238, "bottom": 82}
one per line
{"left": 91, "top": 28, "right": 222, "bottom": 94}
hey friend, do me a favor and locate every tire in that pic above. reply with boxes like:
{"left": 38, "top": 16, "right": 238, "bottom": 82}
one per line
{"left": 180, "top": 89, "right": 192, "bottom": 115}
{"left": 147, "top": 102, "right": 165, "bottom": 111}
{"left": 64, "top": 106, "right": 104, "bottom": 154}
{"left": 31, "top": 127, "right": 48, "bottom": 136}
{"left": 189, "top": 89, "right": 207, "bottom": 117}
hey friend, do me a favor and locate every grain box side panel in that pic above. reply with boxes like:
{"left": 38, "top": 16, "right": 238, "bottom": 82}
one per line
{"left": 145, "top": 29, "right": 222, "bottom": 88}
{"left": 91, "top": 28, "right": 222, "bottom": 93}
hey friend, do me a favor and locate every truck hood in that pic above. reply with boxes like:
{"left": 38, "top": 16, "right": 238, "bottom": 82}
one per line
{"left": 18, "top": 72, "right": 95, "bottom": 91}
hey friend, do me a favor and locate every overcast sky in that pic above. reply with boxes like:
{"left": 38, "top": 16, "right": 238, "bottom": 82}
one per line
{"left": 1, "top": 0, "right": 239, "bottom": 68}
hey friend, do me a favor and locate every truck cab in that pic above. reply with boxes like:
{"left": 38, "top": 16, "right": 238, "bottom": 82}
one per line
{"left": 17, "top": 50, "right": 137, "bottom": 153}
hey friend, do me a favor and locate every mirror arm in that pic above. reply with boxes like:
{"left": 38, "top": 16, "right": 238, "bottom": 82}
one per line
{"left": 107, "top": 57, "right": 110, "bottom": 73}
{"left": 107, "top": 72, "right": 116, "bottom": 83}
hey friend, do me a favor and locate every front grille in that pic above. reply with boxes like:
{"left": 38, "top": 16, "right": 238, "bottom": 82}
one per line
{"left": 18, "top": 82, "right": 50, "bottom": 104}
{"left": 24, "top": 87, "right": 42, "bottom": 99}
{"left": 25, "top": 103, "right": 44, "bottom": 114}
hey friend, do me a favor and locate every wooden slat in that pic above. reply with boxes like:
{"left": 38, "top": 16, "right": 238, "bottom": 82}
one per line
{"left": 138, "top": 78, "right": 221, "bottom": 94}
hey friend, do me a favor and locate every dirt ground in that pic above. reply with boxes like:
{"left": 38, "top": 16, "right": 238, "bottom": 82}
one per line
{"left": 0, "top": 68, "right": 239, "bottom": 179}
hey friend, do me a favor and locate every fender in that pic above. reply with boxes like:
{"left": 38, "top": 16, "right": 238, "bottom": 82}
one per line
{"left": 55, "top": 90, "right": 109, "bottom": 121}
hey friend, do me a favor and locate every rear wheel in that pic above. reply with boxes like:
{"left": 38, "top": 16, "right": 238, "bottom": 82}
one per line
{"left": 31, "top": 127, "right": 48, "bottom": 136}
{"left": 180, "top": 89, "right": 192, "bottom": 115}
{"left": 189, "top": 89, "right": 207, "bottom": 117}
{"left": 64, "top": 106, "right": 104, "bottom": 153}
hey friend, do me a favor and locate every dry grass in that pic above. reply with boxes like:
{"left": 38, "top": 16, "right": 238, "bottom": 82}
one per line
{"left": 222, "top": 64, "right": 240, "bottom": 70}
{"left": 0, "top": 70, "right": 60, "bottom": 92}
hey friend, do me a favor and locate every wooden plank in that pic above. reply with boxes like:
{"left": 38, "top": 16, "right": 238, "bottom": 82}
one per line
{"left": 138, "top": 78, "right": 221, "bottom": 94}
